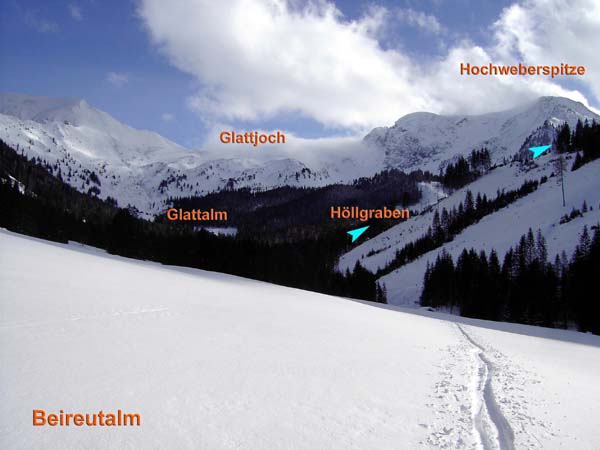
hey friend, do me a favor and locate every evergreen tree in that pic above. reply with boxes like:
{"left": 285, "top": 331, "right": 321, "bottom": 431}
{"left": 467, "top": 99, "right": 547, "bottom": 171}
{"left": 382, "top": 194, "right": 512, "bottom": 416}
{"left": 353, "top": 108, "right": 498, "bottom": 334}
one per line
{"left": 555, "top": 123, "right": 571, "bottom": 153}
{"left": 419, "top": 226, "right": 599, "bottom": 334}
{"left": 572, "top": 119, "right": 584, "bottom": 151}
{"left": 487, "top": 249, "right": 504, "bottom": 320}
{"left": 464, "top": 190, "right": 475, "bottom": 216}
{"left": 535, "top": 229, "right": 548, "bottom": 263}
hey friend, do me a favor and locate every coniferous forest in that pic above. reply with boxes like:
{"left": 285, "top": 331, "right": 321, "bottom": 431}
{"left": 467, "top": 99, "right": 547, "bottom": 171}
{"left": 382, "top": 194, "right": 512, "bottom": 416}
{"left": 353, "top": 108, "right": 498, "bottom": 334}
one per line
{"left": 421, "top": 226, "right": 600, "bottom": 334}
{"left": 376, "top": 180, "right": 542, "bottom": 278}
{"left": 2, "top": 131, "right": 600, "bottom": 333}
{"left": 553, "top": 119, "right": 600, "bottom": 170}
{"left": 0, "top": 139, "right": 386, "bottom": 303}
{"left": 441, "top": 148, "right": 491, "bottom": 189}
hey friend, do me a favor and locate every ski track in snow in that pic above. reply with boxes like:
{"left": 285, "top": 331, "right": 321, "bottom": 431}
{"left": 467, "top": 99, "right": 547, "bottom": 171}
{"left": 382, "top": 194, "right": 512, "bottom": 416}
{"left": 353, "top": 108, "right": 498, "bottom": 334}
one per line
{"left": 457, "top": 324, "right": 515, "bottom": 450}
{"left": 425, "top": 322, "right": 554, "bottom": 450}
{"left": 2, "top": 231, "right": 597, "bottom": 449}
{"left": 461, "top": 329, "right": 557, "bottom": 450}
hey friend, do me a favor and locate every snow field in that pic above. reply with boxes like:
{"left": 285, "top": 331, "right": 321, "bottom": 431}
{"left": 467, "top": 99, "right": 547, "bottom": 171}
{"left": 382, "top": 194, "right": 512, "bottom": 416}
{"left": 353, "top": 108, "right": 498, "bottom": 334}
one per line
{"left": 340, "top": 158, "right": 600, "bottom": 306}
{"left": 0, "top": 230, "right": 463, "bottom": 449}
{"left": 1, "top": 230, "right": 599, "bottom": 449}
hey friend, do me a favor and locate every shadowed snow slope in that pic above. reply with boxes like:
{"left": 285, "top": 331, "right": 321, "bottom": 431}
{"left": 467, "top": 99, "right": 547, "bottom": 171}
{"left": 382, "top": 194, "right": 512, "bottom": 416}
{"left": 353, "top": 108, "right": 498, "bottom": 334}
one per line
{"left": 1, "top": 230, "right": 599, "bottom": 449}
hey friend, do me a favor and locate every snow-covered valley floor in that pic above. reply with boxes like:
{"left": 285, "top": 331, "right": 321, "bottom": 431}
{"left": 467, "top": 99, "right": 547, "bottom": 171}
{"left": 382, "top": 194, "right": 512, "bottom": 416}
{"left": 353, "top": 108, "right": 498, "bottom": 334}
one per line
{"left": 1, "top": 229, "right": 599, "bottom": 449}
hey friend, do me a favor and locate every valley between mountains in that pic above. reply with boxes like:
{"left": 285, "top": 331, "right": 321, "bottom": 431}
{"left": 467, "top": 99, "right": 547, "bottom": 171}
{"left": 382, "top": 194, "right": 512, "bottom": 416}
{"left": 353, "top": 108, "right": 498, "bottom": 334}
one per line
{"left": 1, "top": 91, "right": 599, "bottom": 321}
{"left": 2, "top": 91, "right": 600, "bottom": 449}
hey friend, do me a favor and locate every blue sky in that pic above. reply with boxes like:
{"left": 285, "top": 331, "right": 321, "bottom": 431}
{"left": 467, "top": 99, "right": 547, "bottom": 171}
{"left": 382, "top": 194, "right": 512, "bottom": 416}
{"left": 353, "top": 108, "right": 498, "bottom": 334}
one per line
{"left": 1, "top": 0, "right": 597, "bottom": 147}
{"left": 0, "top": 0, "right": 207, "bottom": 146}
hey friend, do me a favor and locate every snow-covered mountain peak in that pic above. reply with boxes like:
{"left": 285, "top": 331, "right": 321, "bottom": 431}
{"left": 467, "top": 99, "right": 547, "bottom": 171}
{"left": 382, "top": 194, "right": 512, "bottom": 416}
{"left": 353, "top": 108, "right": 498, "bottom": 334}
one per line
{"left": 2, "top": 92, "right": 598, "bottom": 217}
{"left": 0, "top": 92, "right": 83, "bottom": 122}
{"left": 364, "top": 96, "right": 599, "bottom": 173}
{"left": 0, "top": 92, "right": 174, "bottom": 143}
{"left": 0, "top": 93, "right": 347, "bottom": 215}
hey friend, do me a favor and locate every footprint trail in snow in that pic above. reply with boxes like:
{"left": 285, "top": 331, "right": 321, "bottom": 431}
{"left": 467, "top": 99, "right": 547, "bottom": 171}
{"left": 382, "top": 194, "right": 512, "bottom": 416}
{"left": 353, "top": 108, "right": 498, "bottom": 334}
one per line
{"left": 456, "top": 324, "right": 515, "bottom": 450}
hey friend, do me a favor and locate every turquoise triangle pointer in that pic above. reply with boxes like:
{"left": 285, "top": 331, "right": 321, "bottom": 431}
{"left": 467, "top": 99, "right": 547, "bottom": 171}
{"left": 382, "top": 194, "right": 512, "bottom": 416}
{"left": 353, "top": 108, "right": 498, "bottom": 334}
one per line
{"left": 529, "top": 144, "right": 551, "bottom": 159}
{"left": 347, "top": 225, "right": 369, "bottom": 243}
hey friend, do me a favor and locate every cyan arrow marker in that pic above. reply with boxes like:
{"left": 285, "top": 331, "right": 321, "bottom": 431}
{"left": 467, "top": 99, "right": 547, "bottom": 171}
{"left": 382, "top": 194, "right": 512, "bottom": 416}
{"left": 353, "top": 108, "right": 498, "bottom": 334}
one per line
{"left": 347, "top": 225, "right": 369, "bottom": 243}
{"left": 529, "top": 144, "right": 552, "bottom": 159}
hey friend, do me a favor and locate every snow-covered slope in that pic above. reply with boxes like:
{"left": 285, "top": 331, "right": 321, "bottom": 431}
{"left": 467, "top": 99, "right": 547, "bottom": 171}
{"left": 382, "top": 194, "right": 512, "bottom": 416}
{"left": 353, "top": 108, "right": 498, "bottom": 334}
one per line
{"left": 365, "top": 96, "right": 599, "bottom": 172}
{"left": 0, "top": 93, "right": 341, "bottom": 216}
{"left": 2, "top": 93, "right": 598, "bottom": 218}
{"left": 2, "top": 229, "right": 600, "bottom": 449}
{"left": 340, "top": 157, "right": 600, "bottom": 306}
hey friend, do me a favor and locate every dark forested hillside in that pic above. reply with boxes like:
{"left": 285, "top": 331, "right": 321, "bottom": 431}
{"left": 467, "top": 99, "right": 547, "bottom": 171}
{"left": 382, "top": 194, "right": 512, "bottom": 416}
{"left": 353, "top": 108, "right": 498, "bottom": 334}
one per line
{"left": 441, "top": 148, "right": 491, "bottom": 189}
{"left": 0, "top": 139, "right": 384, "bottom": 302}
{"left": 376, "top": 178, "right": 542, "bottom": 278}
{"left": 170, "top": 168, "right": 433, "bottom": 232}
{"left": 559, "top": 119, "right": 600, "bottom": 170}
{"left": 0, "top": 138, "right": 121, "bottom": 245}
{"left": 421, "top": 226, "right": 600, "bottom": 334}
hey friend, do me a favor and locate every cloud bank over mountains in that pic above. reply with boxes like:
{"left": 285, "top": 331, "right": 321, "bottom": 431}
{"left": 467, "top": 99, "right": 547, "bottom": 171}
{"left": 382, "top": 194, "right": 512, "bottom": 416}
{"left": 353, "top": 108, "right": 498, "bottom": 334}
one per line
{"left": 137, "top": 0, "right": 599, "bottom": 131}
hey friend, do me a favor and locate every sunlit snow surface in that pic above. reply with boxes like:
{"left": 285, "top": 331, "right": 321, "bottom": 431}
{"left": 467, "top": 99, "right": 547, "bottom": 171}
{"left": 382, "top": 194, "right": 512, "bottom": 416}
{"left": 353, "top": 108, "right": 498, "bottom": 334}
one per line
{"left": 1, "top": 93, "right": 598, "bottom": 218}
{"left": 0, "top": 93, "right": 379, "bottom": 217}
{"left": 340, "top": 159, "right": 600, "bottom": 306}
{"left": 1, "top": 230, "right": 599, "bottom": 449}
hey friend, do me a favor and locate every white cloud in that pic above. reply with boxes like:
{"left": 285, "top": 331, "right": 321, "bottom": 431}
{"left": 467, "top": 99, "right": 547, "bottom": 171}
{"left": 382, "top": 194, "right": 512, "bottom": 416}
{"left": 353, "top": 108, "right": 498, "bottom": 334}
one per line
{"left": 492, "top": 0, "right": 600, "bottom": 101}
{"left": 199, "top": 123, "right": 381, "bottom": 178}
{"left": 420, "top": 41, "right": 592, "bottom": 116}
{"left": 137, "top": 0, "right": 599, "bottom": 131}
{"left": 161, "top": 113, "right": 175, "bottom": 122}
{"left": 24, "top": 10, "right": 59, "bottom": 33}
{"left": 106, "top": 72, "right": 129, "bottom": 87}
{"left": 69, "top": 4, "right": 83, "bottom": 21}
{"left": 138, "top": 0, "right": 430, "bottom": 130}
{"left": 396, "top": 8, "right": 444, "bottom": 34}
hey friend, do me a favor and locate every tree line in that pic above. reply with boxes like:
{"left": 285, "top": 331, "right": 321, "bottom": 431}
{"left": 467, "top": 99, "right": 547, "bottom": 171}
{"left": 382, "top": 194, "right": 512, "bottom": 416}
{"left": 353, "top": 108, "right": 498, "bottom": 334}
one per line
{"left": 171, "top": 168, "right": 432, "bottom": 231}
{"left": 441, "top": 148, "right": 491, "bottom": 189}
{"left": 377, "top": 178, "right": 541, "bottom": 277}
{"left": 421, "top": 226, "right": 600, "bottom": 334}
{"left": 553, "top": 119, "right": 600, "bottom": 170}
{"left": 0, "top": 139, "right": 386, "bottom": 304}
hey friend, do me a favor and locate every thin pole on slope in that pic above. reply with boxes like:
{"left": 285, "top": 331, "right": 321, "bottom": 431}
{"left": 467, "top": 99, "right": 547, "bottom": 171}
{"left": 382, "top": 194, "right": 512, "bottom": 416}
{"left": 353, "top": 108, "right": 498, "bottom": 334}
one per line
{"left": 559, "top": 154, "right": 566, "bottom": 207}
